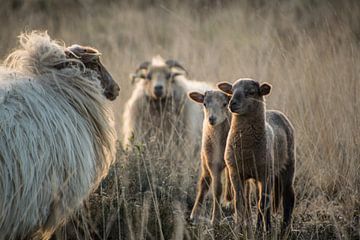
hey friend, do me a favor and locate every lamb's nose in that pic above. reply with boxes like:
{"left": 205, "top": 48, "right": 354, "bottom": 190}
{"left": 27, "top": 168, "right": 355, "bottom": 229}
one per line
{"left": 209, "top": 116, "right": 216, "bottom": 125}
{"left": 230, "top": 100, "right": 238, "bottom": 107}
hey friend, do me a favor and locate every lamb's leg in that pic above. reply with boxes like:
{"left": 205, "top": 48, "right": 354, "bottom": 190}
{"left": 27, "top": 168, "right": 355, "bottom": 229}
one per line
{"left": 224, "top": 167, "right": 233, "bottom": 202}
{"left": 228, "top": 166, "right": 243, "bottom": 224}
{"left": 282, "top": 182, "right": 295, "bottom": 233}
{"left": 256, "top": 178, "right": 272, "bottom": 232}
{"left": 244, "top": 180, "right": 252, "bottom": 220}
{"left": 272, "top": 175, "right": 282, "bottom": 213}
{"left": 282, "top": 127, "right": 296, "bottom": 236}
{"left": 190, "top": 169, "right": 211, "bottom": 223}
{"left": 210, "top": 169, "right": 223, "bottom": 225}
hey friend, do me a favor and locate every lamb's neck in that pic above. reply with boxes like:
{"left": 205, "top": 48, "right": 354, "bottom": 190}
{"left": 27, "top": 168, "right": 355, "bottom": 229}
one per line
{"left": 231, "top": 109, "right": 266, "bottom": 142}
{"left": 203, "top": 118, "right": 230, "bottom": 145}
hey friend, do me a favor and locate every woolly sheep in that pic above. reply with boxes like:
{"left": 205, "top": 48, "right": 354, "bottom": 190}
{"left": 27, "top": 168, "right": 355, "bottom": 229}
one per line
{"left": 0, "top": 32, "right": 119, "bottom": 239}
{"left": 188, "top": 90, "right": 233, "bottom": 224}
{"left": 218, "top": 78, "right": 296, "bottom": 234}
{"left": 122, "top": 56, "right": 211, "bottom": 147}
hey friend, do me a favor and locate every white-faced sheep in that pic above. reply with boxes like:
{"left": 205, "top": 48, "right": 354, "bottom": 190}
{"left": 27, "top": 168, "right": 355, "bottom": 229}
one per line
{"left": 0, "top": 32, "right": 119, "bottom": 240}
{"left": 217, "top": 78, "right": 295, "bottom": 234}
{"left": 188, "top": 90, "right": 233, "bottom": 224}
{"left": 122, "top": 56, "right": 211, "bottom": 147}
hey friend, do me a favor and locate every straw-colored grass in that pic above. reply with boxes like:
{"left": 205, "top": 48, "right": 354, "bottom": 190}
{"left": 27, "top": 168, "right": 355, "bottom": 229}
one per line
{"left": 1, "top": 1, "right": 359, "bottom": 239}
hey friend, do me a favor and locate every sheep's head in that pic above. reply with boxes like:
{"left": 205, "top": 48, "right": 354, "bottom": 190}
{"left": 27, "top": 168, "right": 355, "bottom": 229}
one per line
{"left": 188, "top": 90, "right": 230, "bottom": 126}
{"left": 217, "top": 78, "right": 271, "bottom": 116}
{"left": 131, "top": 55, "right": 187, "bottom": 100}
{"left": 65, "top": 45, "right": 120, "bottom": 101}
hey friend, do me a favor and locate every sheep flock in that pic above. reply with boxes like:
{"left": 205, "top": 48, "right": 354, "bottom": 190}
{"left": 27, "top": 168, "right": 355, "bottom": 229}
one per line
{"left": 0, "top": 31, "right": 297, "bottom": 239}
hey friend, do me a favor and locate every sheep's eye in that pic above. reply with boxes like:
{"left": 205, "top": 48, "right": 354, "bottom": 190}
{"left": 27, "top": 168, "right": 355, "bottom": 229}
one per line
{"left": 203, "top": 103, "right": 207, "bottom": 107}
{"left": 223, "top": 102, "right": 227, "bottom": 107}
{"left": 247, "top": 90, "right": 256, "bottom": 96}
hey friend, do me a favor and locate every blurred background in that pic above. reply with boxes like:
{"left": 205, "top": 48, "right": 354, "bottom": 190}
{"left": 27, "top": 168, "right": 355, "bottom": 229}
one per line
{"left": 1, "top": 0, "right": 359, "bottom": 239}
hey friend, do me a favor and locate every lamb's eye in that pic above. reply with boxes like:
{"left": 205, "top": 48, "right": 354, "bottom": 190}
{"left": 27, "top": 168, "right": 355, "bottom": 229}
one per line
{"left": 203, "top": 103, "right": 207, "bottom": 107}
{"left": 247, "top": 90, "right": 256, "bottom": 96}
{"left": 223, "top": 102, "right": 227, "bottom": 107}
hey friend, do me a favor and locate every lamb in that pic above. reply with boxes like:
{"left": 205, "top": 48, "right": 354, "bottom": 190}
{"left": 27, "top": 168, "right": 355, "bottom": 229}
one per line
{"left": 0, "top": 32, "right": 119, "bottom": 240}
{"left": 122, "top": 56, "right": 211, "bottom": 148}
{"left": 217, "top": 78, "right": 296, "bottom": 234}
{"left": 188, "top": 90, "right": 232, "bottom": 224}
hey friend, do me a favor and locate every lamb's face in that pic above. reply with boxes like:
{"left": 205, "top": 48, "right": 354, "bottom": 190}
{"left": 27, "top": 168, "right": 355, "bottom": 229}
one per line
{"left": 188, "top": 91, "right": 230, "bottom": 126}
{"left": 217, "top": 78, "right": 271, "bottom": 116}
{"left": 143, "top": 66, "right": 173, "bottom": 100}
{"left": 66, "top": 45, "right": 120, "bottom": 101}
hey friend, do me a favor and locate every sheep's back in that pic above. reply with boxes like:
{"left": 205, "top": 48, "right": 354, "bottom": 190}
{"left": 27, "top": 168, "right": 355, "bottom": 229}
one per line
{"left": 266, "top": 110, "right": 295, "bottom": 174}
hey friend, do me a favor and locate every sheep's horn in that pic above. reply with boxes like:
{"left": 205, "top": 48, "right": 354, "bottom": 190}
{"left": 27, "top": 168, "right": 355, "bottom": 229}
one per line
{"left": 166, "top": 60, "right": 188, "bottom": 75}
{"left": 138, "top": 61, "right": 150, "bottom": 70}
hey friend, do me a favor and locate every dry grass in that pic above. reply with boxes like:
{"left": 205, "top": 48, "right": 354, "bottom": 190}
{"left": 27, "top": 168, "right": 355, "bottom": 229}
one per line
{"left": 1, "top": 0, "right": 360, "bottom": 239}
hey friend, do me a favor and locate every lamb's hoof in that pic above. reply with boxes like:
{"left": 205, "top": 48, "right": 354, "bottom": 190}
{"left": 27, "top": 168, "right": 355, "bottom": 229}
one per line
{"left": 280, "top": 225, "right": 292, "bottom": 239}
{"left": 189, "top": 214, "right": 199, "bottom": 225}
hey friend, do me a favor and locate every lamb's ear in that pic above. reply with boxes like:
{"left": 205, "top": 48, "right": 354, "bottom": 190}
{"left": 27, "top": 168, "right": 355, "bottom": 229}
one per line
{"left": 259, "top": 82, "right": 272, "bottom": 96}
{"left": 217, "top": 82, "right": 233, "bottom": 95}
{"left": 188, "top": 92, "right": 204, "bottom": 103}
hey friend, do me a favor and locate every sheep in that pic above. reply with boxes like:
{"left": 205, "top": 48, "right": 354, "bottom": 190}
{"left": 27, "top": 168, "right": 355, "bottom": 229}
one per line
{"left": 0, "top": 31, "right": 119, "bottom": 240}
{"left": 217, "top": 78, "right": 296, "bottom": 234}
{"left": 188, "top": 90, "right": 233, "bottom": 225}
{"left": 122, "top": 55, "right": 211, "bottom": 148}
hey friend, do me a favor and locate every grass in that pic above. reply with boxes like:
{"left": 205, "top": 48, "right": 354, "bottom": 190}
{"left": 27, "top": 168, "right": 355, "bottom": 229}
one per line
{"left": 1, "top": 0, "right": 360, "bottom": 239}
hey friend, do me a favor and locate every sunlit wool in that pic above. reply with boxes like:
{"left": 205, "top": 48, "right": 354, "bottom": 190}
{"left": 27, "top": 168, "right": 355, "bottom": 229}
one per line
{"left": 0, "top": 32, "right": 116, "bottom": 239}
{"left": 123, "top": 56, "right": 211, "bottom": 147}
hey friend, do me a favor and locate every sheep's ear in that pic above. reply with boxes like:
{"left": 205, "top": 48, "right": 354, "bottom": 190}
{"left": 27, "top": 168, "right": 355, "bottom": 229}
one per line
{"left": 188, "top": 92, "right": 204, "bottom": 103}
{"left": 259, "top": 83, "right": 271, "bottom": 96}
{"left": 131, "top": 61, "right": 150, "bottom": 84}
{"left": 130, "top": 73, "right": 139, "bottom": 84}
{"left": 66, "top": 44, "right": 101, "bottom": 62}
{"left": 217, "top": 82, "right": 233, "bottom": 95}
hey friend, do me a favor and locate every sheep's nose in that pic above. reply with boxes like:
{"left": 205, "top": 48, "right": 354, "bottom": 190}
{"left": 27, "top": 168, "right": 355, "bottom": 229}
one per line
{"left": 209, "top": 116, "right": 216, "bottom": 125}
{"left": 155, "top": 85, "right": 163, "bottom": 91}
{"left": 104, "top": 83, "right": 120, "bottom": 101}
{"left": 154, "top": 85, "right": 163, "bottom": 98}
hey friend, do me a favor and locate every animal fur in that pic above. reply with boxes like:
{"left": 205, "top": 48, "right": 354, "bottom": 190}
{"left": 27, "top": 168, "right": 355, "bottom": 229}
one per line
{"left": 188, "top": 90, "right": 232, "bottom": 224}
{"left": 0, "top": 32, "right": 117, "bottom": 239}
{"left": 218, "top": 78, "right": 295, "bottom": 234}
{"left": 122, "top": 56, "right": 211, "bottom": 147}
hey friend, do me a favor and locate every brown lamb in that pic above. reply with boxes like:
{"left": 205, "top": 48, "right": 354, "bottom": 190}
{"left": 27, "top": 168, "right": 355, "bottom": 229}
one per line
{"left": 217, "top": 78, "right": 296, "bottom": 234}
{"left": 188, "top": 90, "right": 233, "bottom": 224}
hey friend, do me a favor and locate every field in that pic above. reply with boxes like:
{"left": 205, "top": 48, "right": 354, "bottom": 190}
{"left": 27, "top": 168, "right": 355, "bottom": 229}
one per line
{"left": 1, "top": 0, "right": 360, "bottom": 239}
